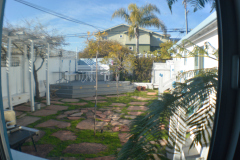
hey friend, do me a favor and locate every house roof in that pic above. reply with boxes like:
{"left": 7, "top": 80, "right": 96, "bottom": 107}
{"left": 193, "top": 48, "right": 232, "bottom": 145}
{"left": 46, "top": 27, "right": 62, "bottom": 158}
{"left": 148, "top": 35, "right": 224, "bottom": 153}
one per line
{"left": 101, "top": 24, "right": 170, "bottom": 38}
{"left": 173, "top": 11, "right": 217, "bottom": 47}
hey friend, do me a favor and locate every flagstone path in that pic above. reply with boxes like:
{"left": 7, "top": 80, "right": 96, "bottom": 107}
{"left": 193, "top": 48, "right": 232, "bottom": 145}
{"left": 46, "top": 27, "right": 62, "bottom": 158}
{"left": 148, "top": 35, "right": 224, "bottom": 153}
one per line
{"left": 17, "top": 91, "right": 158, "bottom": 159}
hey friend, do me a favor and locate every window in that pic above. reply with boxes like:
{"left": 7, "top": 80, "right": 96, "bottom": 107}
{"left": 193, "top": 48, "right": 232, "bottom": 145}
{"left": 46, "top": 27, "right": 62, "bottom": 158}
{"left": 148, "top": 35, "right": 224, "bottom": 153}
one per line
{"left": 1, "top": 1, "right": 240, "bottom": 160}
{"left": 102, "top": 36, "right": 107, "bottom": 40}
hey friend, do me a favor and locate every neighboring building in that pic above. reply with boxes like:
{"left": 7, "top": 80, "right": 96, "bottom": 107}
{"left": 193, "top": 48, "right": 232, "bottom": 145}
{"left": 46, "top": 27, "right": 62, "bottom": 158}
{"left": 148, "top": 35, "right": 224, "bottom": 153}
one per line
{"left": 100, "top": 24, "right": 170, "bottom": 53}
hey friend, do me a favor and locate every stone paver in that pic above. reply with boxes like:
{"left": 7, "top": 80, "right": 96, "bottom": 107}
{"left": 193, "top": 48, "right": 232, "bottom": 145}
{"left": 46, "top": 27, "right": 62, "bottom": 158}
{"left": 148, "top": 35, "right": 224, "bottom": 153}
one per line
{"left": 106, "top": 94, "right": 127, "bottom": 98}
{"left": 110, "top": 103, "right": 127, "bottom": 107}
{"left": 18, "top": 113, "right": 27, "bottom": 118}
{"left": 97, "top": 118, "right": 111, "bottom": 122}
{"left": 31, "top": 110, "right": 58, "bottom": 116}
{"left": 15, "top": 111, "right": 23, "bottom": 116}
{"left": 112, "top": 126, "right": 120, "bottom": 132}
{"left": 76, "top": 119, "right": 107, "bottom": 130}
{"left": 42, "top": 100, "right": 64, "bottom": 104}
{"left": 52, "top": 130, "right": 76, "bottom": 141}
{"left": 96, "top": 113, "right": 106, "bottom": 118}
{"left": 147, "top": 92, "right": 157, "bottom": 96}
{"left": 14, "top": 105, "right": 31, "bottom": 112}
{"left": 131, "top": 96, "right": 151, "bottom": 101}
{"left": 81, "top": 109, "right": 88, "bottom": 113}
{"left": 45, "top": 105, "right": 68, "bottom": 111}
{"left": 86, "top": 112, "right": 94, "bottom": 118}
{"left": 36, "top": 119, "right": 71, "bottom": 128}
{"left": 91, "top": 101, "right": 107, "bottom": 103}
{"left": 85, "top": 107, "right": 95, "bottom": 111}
{"left": 111, "top": 114, "right": 121, "bottom": 121}
{"left": 70, "top": 112, "right": 83, "bottom": 117}
{"left": 120, "top": 125, "right": 130, "bottom": 132}
{"left": 51, "top": 101, "right": 64, "bottom": 105}
{"left": 61, "top": 99, "right": 79, "bottom": 102}
{"left": 64, "top": 110, "right": 79, "bottom": 115}
{"left": 113, "top": 109, "right": 122, "bottom": 113}
{"left": 63, "top": 143, "right": 107, "bottom": 154}
{"left": 96, "top": 111, "right": 102, "bottom": 114}
{"left": 56, "top": 114, "right": 67, "bottom": 119}
{"left": 118, "top": 133, "right": 129, "bottom": 145}
{"left": 129, "top": 102, "right": 148, "bottom": 105}
{"left": 118, "top": 119, "right": 132, "bottom": 126}
{"left": 17, "top": 116, "right": 40, "bottom": 126}
{"left": 128, "top": 112, "right": 144, "bottom": 116}
{"left": 85, "top": 156, "right": 115, "bottom": 160}
{"left": 26, "top": 130, "right": 45, "bottom": 142}
{"left": 38, "top": 103, "right": 46, "bottom": 108}
{"left": 127, "top": 106, "right": 148, "bottom": 111}
{"left": 103, "top": 110, "right": 112, "bottom": 115}
{"left": 82, "top": 96, "right": 106, "bottom": 101}
{"left": 68, "top": 117, "right": 81, "bottom": 120}
{"left": 111, "top": 121, "right": 123, "bottom": 126}
{"left": 22, "top": 144, "right": 54, "bottom": 158}
{"left": 124, "top": 115, "right": 137, "bottom": 119}
{"left": 51, "top": 98, "right": 62, "bottom": 101}
{"left": 69, "top": 102, "right": 88, "bottom": 106}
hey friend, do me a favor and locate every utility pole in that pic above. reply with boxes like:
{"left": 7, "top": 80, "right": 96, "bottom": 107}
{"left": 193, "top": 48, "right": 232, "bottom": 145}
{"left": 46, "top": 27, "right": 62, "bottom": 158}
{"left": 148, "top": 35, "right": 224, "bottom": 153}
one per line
{"left": 183, "top": 0, "right": 188, "bottom": 35}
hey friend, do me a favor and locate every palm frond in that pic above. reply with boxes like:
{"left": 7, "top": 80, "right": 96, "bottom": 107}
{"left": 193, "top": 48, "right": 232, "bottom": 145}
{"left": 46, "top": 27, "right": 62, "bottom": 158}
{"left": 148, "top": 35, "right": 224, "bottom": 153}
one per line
{"left": 112, "top": 8, "right": 130, "bottom": 23}
{"left": 141, "top": 4, "right": 160, "bottom": 15}
{"left": 189, "top": 0, "right": 215, "bottom": 12}
{"left": 166, "top": 0, "right": 179, "bottom": 13}
{"left": 140, "top": 15, "right": 166, "bottom": 34}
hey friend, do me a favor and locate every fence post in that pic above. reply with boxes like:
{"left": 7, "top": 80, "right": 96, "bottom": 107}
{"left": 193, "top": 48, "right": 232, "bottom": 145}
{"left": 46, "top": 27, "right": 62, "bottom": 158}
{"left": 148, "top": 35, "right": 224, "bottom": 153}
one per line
{"left": 6, "top": 37, "right": 12, "bottom": 110}
{"left": 46, "top": 43, "right": 50, "bottom": 105}
{"left": 29, "top": 40, "right": 35, "bottom": 111}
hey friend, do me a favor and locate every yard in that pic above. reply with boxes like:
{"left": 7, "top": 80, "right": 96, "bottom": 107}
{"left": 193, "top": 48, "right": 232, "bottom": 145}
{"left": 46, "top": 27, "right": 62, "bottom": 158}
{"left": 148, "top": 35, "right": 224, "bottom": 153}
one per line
{"left": 13, "top": 90, "right": 158, "bottom": 160}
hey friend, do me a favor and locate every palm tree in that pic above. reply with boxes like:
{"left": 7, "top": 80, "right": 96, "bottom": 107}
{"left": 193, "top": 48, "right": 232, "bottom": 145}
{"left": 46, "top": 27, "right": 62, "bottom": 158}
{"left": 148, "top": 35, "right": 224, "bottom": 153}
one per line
{"left": 166, "top": 0, "right": 216, "bottom": 12}
{"left": 112, "top": 3, "right": 166, "bottom": 54}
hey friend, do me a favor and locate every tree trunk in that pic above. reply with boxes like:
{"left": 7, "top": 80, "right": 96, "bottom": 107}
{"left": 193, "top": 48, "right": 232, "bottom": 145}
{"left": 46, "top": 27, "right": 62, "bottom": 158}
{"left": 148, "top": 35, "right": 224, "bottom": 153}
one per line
{"left": 33, "top": 64, "right": 40, "bottom": 99}
{"left": 134, "top": 27, "right": 139, "bottom": 54}
{"left": 116, "top": 71, "right": 119, "bottom": 97}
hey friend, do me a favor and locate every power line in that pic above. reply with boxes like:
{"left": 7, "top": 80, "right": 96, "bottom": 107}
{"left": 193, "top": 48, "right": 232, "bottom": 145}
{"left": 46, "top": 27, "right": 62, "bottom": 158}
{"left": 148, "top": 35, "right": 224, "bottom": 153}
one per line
{"left": 14, "top": 0, "right": 104, "bottom": 30}
{"left": 64, "top": 30, "right": 191, "bottom": 37}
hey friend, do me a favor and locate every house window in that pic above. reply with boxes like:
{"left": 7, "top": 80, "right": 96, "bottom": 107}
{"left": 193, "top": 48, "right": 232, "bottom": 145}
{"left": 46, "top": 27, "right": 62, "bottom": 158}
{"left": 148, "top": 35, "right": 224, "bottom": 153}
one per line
{"left": 157, "top": 38, "right": 161, "bottom": 41}
{"left": 119, "top": 34, "right": 123, "bottom": 38}
{"left": 129, "top": 46, "right": 133, "bottom": 50}
{"left": 102, "top": 36, "right": 107, "bottom": 40}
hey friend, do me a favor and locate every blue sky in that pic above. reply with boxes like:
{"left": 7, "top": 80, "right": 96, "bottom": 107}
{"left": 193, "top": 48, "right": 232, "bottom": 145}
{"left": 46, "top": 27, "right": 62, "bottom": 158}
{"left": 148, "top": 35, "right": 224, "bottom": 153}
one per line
{"left": 4, "top": 0, "right": 214, "bottom": 51}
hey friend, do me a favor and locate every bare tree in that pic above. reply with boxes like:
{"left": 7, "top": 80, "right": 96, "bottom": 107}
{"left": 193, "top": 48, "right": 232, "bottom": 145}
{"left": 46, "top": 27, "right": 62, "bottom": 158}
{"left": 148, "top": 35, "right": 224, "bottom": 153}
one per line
{"left": 3, "top": 19, "right": 66, "bottom": 99}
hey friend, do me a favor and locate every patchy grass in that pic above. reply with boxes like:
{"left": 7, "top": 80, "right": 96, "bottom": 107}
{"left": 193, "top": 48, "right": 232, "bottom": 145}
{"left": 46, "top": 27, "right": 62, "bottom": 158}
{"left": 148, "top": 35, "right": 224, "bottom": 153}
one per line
{"left": 21, "top": 90, "right": 158, "bottom": 159}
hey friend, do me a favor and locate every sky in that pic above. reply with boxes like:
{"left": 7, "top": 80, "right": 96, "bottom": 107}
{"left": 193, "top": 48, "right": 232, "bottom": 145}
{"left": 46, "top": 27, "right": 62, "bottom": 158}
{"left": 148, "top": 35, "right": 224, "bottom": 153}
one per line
{"left": 4, "top": 0, "right": 214, "bottom": 52}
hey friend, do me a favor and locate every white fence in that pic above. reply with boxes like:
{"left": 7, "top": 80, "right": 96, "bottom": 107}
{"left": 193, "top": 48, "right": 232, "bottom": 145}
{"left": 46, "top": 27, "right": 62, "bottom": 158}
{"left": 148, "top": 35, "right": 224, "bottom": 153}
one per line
{"left": 1, "top": 55, "right": 76, "bottom": 109}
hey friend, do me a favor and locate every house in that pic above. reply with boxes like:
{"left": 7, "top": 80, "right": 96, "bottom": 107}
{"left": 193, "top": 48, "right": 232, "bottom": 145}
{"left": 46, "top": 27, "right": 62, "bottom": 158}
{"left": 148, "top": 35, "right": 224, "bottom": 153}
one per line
{"left": 100, "top": 24, "right": 170, "bottom": 53}
{"left": 152, "top": 11, "right": 218, "bottom": 90}
{"left": 163, "top": 12, "right": 218, "bottom": 160}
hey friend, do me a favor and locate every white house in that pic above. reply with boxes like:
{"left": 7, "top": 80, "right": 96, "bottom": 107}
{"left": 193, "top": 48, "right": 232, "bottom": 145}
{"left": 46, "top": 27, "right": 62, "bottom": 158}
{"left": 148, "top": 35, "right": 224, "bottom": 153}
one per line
{"left": 151, "top": 12, "right": 218, "bottom": 160}
{"left": 153, "top": 11, "right": 218, "bottom": 94}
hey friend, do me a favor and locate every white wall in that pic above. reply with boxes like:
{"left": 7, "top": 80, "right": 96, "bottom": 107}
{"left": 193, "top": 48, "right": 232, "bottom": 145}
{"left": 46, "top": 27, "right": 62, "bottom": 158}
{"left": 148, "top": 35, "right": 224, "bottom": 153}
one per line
{"left": 1, "top": 55, "right": 76, "bottom": 109}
